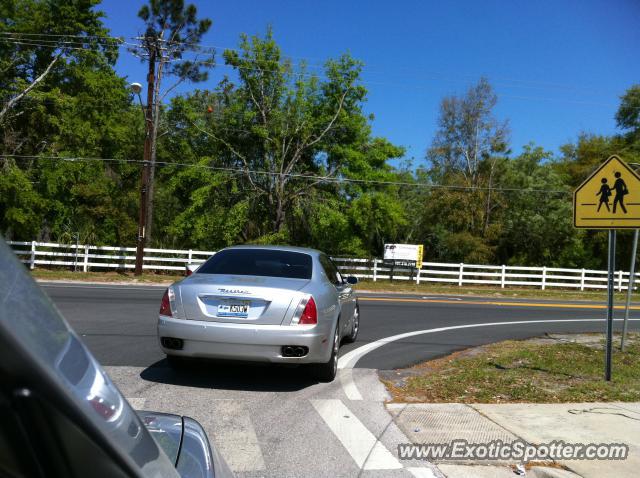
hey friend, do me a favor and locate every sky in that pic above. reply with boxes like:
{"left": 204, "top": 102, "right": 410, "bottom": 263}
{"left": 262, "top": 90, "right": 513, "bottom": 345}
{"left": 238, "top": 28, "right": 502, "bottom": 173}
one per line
{"left": 100, "top": 0, "right": 640, "bottom": 167}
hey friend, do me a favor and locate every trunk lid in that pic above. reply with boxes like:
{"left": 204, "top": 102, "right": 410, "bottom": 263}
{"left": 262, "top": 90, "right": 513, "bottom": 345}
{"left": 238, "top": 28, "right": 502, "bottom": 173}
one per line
{"left": 178, "top": 274, "right": 308, "bottom": 325}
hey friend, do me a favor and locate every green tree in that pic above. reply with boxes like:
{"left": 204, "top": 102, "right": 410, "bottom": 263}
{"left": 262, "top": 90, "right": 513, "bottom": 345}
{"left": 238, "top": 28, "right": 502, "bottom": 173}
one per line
{"left": 615, "top": 85, "right": 640, "bottom": 163}
{"left": 156, "top": 30, "right": 408, "bottom": 255}
{"left": 555, "top": 133, "right": 628, "bottom": 188}
{"left": 496, "top": 145, "right": 585, "bottom": 267}
{"left": 616, "top": 85, "right": 640, "bottom": 137}
{"left": 0, "top": 0, "right": 117, "bottom": 124}
{"left": 420, "top": 78, "right": 509, "bottom": 262}
{"left": 427, "top": 78, "right": 509, "bottom": 188}
{"left": 0, "top": 0, "right": 140, "bottom": 244}
{"left": 189, "top": 29, "right": 401, "bottom": 243}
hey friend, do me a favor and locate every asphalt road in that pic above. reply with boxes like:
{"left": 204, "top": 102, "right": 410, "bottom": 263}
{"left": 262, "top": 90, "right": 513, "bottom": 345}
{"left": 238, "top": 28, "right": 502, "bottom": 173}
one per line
{"left": 40, "top": 282, "right": 640, "bottom": 477}
{"left": 42, "top": 282, "right": 639, "bottom": 370}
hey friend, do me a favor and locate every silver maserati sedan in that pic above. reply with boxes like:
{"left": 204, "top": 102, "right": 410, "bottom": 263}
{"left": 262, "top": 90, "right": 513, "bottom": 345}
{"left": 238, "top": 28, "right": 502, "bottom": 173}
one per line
{"left": 157, "top": 245, "right": 360, "bottom": 382}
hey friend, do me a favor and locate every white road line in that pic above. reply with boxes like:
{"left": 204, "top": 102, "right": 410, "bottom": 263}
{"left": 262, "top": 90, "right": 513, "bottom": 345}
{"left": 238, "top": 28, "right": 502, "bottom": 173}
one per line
{"left": 208, "top": 401, "right": 265, "bottom": 472}
{"left": 311, "top": 399, "right": 402, "bottom": 470}
{"left": 125, "top": 397, "right": 147, "bottom": 409}
{"left": 337, "top": 318, "right": 640, "bottom": 369}
{"left": 339, "top": 369, "right": 363, "bottom": 400}
{"left": 408, "top": 467, "right": 438, "bottom": 478}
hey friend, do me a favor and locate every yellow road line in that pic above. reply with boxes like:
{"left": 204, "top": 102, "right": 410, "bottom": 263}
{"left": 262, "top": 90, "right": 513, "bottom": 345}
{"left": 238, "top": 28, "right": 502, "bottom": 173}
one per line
{"left": 359, "top": 297, "right": 640, "bottom": 310}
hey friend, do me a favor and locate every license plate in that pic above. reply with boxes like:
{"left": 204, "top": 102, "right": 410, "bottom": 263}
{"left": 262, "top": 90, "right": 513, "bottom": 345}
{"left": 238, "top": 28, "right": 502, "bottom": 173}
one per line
{"left": 218, "top": 301, "right": 250, "bottom": 318}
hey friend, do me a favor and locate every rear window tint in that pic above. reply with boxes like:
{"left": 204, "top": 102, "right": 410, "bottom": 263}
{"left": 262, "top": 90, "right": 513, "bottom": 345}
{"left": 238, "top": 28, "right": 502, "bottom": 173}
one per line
{"left": 197, "top": 249, "right": 312, "bottom": 279}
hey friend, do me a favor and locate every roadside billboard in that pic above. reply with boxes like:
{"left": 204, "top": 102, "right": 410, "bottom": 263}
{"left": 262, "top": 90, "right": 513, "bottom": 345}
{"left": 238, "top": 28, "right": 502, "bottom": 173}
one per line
{"left": 383, "top": 244, "right": 424, "bottom": 268}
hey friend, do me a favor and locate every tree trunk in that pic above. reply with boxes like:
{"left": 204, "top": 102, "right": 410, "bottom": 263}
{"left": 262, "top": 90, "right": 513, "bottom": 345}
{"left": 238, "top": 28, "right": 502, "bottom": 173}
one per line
{"left": 483, "top": 158, "right": 497, "bottom": 236}
{"left": 274, "top": 196, "right": 286, "bottom": 233}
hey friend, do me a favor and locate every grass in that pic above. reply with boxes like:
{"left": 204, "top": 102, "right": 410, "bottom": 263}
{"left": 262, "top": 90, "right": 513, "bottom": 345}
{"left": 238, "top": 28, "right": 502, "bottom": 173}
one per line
{"left": 383, "top": 333, "right": 640, "bottom": 403}
{"left": 355, "top": 280, "right": 634, "bottom": 302}
{"left": 31, "top": 268, "right": 183, "bottom": 284}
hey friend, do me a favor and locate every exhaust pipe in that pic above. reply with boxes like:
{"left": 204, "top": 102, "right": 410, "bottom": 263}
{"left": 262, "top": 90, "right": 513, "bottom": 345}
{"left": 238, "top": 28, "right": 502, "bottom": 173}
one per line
{"left": 161, "top": 337, "right": 184, "bottom": 350}
{"left": 281, "top": 345, "right": 309, "bottom": 357}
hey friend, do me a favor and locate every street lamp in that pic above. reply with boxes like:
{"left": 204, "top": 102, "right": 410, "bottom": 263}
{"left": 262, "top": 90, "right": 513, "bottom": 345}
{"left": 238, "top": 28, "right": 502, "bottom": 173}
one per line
{"left": 621, "top": 162, "right": 640, "bottom": 351}
{"left": 129, "top": 82, "right": 146, "bottom": 120}
{"left": 129, "top": 82, "right": 153, "bottom": 276}
{"left": 129, "top": 82, "right": 142, "bottom": 95}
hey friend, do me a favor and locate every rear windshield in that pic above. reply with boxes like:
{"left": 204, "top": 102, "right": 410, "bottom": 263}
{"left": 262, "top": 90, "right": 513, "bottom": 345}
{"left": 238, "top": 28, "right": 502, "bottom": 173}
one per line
{"left": 197, "top": 249, "right": 313, "bottom": 279}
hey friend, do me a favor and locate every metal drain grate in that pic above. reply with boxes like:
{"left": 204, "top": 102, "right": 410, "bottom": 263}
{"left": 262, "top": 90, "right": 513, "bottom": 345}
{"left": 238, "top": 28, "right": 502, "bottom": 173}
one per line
{"left": 392, "top": 404, "right": 518, "bottom": 444}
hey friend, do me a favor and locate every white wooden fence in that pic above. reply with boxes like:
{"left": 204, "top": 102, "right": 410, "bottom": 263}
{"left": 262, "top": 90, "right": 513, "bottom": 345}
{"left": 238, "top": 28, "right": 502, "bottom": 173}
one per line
{"left": 7, "top": 240, "right": 639, "bottom": 291}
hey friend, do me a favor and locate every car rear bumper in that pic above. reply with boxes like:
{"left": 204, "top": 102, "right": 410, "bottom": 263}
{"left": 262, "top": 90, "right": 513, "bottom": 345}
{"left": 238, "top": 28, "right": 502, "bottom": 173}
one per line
{"left": 157, "top": 316, "right": 334, "bottom": 363}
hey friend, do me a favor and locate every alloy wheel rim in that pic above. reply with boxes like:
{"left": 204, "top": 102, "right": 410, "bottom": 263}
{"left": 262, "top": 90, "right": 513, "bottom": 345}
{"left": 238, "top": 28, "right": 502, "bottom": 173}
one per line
{"left": 352, "top": 307, "right": 359, "bottom": 336}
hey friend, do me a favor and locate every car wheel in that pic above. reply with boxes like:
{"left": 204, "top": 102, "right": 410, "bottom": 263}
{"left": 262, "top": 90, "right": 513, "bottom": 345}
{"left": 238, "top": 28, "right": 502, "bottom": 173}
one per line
{"left": 315, "top": 326, "right": 339, "bottom": 382}
{"left": 344, "top": 304, "right": 359, "bottom": 343}
{"left": 166, "top": 354, "right": 186, "bottom": 369}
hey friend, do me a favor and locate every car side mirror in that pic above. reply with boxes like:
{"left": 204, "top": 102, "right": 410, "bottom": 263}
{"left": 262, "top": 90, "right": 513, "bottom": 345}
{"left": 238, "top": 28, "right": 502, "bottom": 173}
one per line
{"left": 139, "top": 411, "right": 232, "bottom": 477}
{"left": 345, "top": 276, "right": 358, "bottom": 285}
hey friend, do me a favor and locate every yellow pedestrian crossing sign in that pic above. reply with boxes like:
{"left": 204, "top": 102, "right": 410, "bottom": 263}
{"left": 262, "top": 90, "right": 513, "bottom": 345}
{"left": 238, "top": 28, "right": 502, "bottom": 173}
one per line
{"left": 574, "top": 155, "right": 640, "bottom": 229}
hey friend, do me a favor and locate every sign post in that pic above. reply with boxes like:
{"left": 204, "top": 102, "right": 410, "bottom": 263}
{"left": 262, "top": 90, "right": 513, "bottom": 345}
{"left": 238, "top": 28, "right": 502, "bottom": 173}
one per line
{"left": 605, "top": 230, "right": 615, "bottom": 381}
{"left": 621, "top": 228, "right": 638, "bottom": 351}
{"left": 574, "top": 155, "right": 640, "bottom": 381}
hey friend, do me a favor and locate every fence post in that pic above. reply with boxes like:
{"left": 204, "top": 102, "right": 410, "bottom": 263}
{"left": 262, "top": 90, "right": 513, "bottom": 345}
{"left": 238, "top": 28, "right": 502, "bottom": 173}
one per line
{"left": 188, "top": 249, "right": 193, "bottom": 265}
{"left": 458, "top": 263, "right": 464, "bottom": 287}
{"left": 500, "top": 265, "right": 506, "bottom": 288}
{"left": 83, "top": 245, "right": 89, "bottom": 272}
{"left": 618, "top": 270, "right": 624, "bottom": 292}
{"left": 580, "top": 268, "right": 585, "bottom": 291}
{"left": 541, "top": 266, "right": 547, "bottom": 290}
{"left": 373, "top": 259, "right": 378, "bottom": 282}
{"left": 416, "top": 266, "right": 421, "bottom": 285}
{"left": 73, "top": 234, "right": 80, "bottom": 272}
{"left": 30, "top": 241, "right": 36, "bottom": 270}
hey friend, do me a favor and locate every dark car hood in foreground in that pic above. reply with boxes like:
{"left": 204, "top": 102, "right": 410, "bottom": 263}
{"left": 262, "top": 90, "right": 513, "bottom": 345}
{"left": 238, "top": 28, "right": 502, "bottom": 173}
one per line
{"left": 0, "top": 239, "right": 233, "bottom": 478}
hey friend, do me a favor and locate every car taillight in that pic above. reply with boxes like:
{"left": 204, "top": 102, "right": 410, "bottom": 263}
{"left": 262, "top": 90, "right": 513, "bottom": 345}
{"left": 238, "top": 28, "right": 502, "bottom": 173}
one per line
{"left": 299, "top": 297, "right": 317, "bottom": 325}
{"left": 89, "top": 396, "right": 117, "bottom": 421}
{"left": 159, "top": 289, "right": 173, "bottom": 317}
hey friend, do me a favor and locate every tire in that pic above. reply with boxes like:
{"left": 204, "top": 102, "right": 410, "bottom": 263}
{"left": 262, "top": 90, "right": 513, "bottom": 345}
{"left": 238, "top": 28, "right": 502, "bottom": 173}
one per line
{"left": 343, "top": 303, "right": 360, "bottom": 344}
{"left": 166, "top": 354, "right": 186, "bottom": 369}
{"left": 315, "top": 326, "right": 339, "bottom": 382}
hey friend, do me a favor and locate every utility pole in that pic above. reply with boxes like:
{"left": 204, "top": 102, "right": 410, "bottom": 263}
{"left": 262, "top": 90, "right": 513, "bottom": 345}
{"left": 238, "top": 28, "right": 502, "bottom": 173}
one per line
{"left": 130, "top": 2, "right": 213, "bottom": 271}
{"left": 134, "top": 44, "right": 156, "bottom": 276}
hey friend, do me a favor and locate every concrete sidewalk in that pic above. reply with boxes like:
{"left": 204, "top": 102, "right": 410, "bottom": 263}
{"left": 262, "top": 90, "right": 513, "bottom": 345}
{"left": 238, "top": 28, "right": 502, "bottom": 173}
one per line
{"left": 388, "top": 402, "right": 640, "bottom": 478}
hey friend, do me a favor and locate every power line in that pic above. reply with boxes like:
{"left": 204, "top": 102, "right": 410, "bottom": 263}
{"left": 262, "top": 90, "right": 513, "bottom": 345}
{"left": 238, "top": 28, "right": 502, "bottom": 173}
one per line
{"left": 151, "top": 37, "right": 611, "bottom": 96}
{"left": 4, "top": 39, "right": 624, "bottom": 110}
{"left": 0, "top": 39, "right": 108, "bottom": 52}
{"left": 0, "top": 31, "right": 621, "bottom": 97}
{"left": 0, "top": 36, "right": 136, "bottom": 49}
{"left": 0, "top": 32, "right": 122, "bottom": 40}
{"left": 2, "top": 34, "right": 637, "bottom": 112}
{"left": 2, "top": 154, "right": 571, "bottom": 196}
